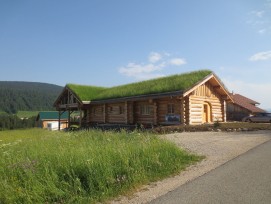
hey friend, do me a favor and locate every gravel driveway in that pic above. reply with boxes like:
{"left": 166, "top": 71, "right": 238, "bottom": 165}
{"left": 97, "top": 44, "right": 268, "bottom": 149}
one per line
{"left": 112, "top": 130, "right": 271, "bottom": 204}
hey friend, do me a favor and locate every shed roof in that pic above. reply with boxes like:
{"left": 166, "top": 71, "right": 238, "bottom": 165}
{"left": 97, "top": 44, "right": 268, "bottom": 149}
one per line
{"left": 66, "top": 70, "right": 213, "bottom": 102}
{"left": 36, "top": 111, "right": 69, "bottom": 121}
{"left": 231, "top": 94, "right": 265, "bottom": 113}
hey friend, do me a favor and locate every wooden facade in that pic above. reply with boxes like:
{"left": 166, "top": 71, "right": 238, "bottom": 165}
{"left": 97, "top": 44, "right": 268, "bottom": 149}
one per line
{"left": 54, "top": 73, "right": 233, "bottom": 127}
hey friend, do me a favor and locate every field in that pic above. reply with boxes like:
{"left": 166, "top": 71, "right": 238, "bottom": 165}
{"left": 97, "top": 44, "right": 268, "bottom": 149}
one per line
{"left": 16, "top": 111, "right": 39, "bottom": 118}
{"left": 0, "top": 129, "right": 202, "bottom": 203}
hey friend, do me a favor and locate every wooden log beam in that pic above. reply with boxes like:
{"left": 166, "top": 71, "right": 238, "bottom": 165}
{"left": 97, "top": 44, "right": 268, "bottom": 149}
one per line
{"left": 180, "top": 98, "right": 184, "bottom": 124}
{"left": 153, "top": 101, "right": 157, "bottom": 125}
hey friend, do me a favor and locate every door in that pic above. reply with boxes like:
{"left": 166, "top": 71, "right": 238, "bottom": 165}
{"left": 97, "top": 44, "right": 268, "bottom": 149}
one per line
{"left": 203, "top": 103, "right": 211, "bottom": 123}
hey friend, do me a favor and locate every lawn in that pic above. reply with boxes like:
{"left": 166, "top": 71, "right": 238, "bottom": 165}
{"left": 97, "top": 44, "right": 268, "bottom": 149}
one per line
{"left": 0, "top": 129, "right": 202, "bottom": 203}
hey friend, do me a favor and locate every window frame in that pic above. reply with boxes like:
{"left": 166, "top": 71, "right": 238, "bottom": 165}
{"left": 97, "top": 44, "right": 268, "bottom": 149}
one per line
{"left": 167, "top": 103, "right": 175, "bottom": 114}
{"left": 140, "top": 105, "right": 152, "bottom": 115}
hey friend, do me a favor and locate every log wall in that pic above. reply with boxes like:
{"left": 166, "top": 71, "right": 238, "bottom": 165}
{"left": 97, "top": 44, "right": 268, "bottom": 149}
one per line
{"left": 87, "top": 81, "right": 225, "bottom": 126}
{"left": 89, "top": 104, "right": 104, "bottom": 123}
{"left": 107, "top": 102, "right": 126, "bottom": 124}
{"left": 134, "top": 101, "right": 155, "bottom": 125}
{"left": 189, "top": 82, "right": 224, "bottom": 125}
{"left": 157, "top": 98, "right": 182, "bottom": 124}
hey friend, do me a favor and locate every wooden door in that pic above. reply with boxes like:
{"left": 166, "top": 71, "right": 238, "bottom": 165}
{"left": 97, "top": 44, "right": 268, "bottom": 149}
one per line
{"left": 203, "top": 103, "right": 211, "bottom": 123}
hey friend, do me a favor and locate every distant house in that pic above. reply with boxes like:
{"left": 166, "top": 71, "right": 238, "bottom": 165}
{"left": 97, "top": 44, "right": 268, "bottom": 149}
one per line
{"left": 54, "top": 70, "right": 234, "bottom": 127}
{"left": 36, "top": 111, "right": 68, "bottom": 130}
{"left": 227, "top": 94, "right": 266, "bottom": 121}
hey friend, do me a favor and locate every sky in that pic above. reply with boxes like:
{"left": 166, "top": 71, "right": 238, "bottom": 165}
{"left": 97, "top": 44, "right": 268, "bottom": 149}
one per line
{"left": 0, "top": 0, "right": 271, "bottom": 110}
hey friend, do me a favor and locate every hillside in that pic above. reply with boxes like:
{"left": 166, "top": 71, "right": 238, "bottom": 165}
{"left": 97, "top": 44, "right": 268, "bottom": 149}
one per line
{"left": 0, "top": 81, "right": 63, "bottom": 114}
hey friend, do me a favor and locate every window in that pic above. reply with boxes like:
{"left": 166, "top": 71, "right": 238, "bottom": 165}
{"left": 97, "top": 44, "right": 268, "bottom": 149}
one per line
{"left": 108, "top": 106, "right": 113, "bottom": 113}
{"left": 119, "top": 106, "right": 124, "bottom": 114}
{"left": 141, "top": 105, "right": 152, "bottom": 115}
{"left": 167, "top": 104, "right": 175, "bottom": 114}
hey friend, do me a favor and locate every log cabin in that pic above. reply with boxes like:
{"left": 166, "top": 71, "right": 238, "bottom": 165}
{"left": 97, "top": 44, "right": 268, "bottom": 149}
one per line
{"left": 54, "top": 70, "right": 233, "bottom": 128}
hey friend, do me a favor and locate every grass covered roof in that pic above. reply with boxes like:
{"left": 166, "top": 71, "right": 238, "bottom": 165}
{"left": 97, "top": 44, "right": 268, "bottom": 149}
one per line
{"left": 67, "top": 70, "right": 212, "bottom": 101}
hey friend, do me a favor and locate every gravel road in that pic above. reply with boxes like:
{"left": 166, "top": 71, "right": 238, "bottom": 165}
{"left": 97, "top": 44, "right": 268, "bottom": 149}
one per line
{"left": 111, "top": 130, "right": 271, "bottom": 204}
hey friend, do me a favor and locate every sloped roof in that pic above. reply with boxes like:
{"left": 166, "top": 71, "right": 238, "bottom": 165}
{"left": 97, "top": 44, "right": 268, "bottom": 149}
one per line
{"left": 36, "top": 111, "right": 69, "bottom": 121}
{"left": 66, "top": 70, "right": 213, "bottom": 102}
{"left": 231, "top": 94, "right": 265, "bottom": 113}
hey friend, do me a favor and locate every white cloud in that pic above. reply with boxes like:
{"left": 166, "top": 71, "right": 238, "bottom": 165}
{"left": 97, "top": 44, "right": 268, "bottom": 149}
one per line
{"left": 148, "top": 52, "right": 162, "bottom": 63}
{"left": 119, "top": 51, "right": 187, "bottom": 80}
{"left": 119, "top": 62, "right": 163, "bottom": 77}
{"left": 258, "top": 29, "right": 266, "bottom": 34}
{"left": 247, "top": 3, "right": 271, "bottom": 35}
{"left": 251, "top": 10, "right": 265, "bottom": 18}
{"left": 249, "top": 50, "right": 271, "bottom": 61}
{"left": 223, "top": 79, "right": 271, "bottom": 110}
{"left": 169, "top": 58, "right": 186, "bottom": 66}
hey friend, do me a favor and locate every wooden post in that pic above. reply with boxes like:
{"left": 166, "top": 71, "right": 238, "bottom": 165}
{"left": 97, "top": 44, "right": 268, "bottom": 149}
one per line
{"left": 185, "top": 97, "right": 190, "bottom": 125}
{"left": 68, "top": 110, "right": 71, "bottom": 128}
{"left": 58, "top": 110, "right": 61, "bottom": 130}
{"left": 223, "top": 100, "right": 227, "bottom": 122}
{"left": 79, "top": 108, "right": 82, "bottom": 127}
{"left": 103, "top": 104, "right": 106, "bottom": 123}
{"left": 153, "top": 101, "right": 157, "bottom": 125}
{"left": 125, "top": 101, "right": 128, "bottom": 124}
{"left": 131, "top": 102, "right": 134, "bottom": 124}
{"left": 180, "top": 98, "right": 184, "bottom": 124}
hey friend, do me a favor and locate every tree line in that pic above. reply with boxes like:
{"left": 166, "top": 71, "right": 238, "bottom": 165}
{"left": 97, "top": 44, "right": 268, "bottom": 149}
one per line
{"left": 0, "top": 81, "right": 63, "bottom": 114}
{"left": 0, "top": 114, "right": 36, "bottom": 130}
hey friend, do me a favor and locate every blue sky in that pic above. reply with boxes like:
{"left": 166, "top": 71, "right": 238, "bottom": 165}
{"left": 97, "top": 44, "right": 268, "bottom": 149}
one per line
{"left": 1, "top": 0, "right": 271, "bottom": 109}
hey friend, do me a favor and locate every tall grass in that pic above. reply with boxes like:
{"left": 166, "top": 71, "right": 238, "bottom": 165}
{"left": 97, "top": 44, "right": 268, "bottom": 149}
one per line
{"left": 0, "top": 129, "right": 202, "bottom": 203}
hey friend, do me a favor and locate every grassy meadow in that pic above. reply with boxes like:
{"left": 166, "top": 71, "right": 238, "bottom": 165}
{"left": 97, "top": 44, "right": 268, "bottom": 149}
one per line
{"left": 16, "top": 111, "right": 39, "bottom": 118}
{"left": 0, "top": 129, "right": 202, "bottom": 203}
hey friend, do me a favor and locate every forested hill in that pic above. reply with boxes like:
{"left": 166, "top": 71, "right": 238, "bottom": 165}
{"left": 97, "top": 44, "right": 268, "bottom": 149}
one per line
{"left": 0, "top": 81, "right": 63, "bottom": 114}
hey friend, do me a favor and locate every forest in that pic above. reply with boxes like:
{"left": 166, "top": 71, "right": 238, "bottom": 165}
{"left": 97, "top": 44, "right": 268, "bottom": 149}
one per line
{"left": 0, "top": 113, "right": 36, "bottom": 130}
{"left": 0, "top": 81, "right": 63, "bottom": 130}
{"left": 0, "top": 81, "right": 63, "bottom": 114}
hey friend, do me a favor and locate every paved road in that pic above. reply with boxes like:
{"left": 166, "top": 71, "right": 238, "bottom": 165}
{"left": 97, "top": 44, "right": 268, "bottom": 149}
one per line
{"left": 149, "top": 139, "right": 271, "bottom": 204}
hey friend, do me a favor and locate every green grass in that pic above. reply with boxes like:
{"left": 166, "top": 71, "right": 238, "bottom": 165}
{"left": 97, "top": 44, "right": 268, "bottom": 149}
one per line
{"left": 0, "top": 111, "right": 8, "bottom": 115}
{"left": 67, "top": 70, "right": 212, "bottom": 101}
{"left": 0, "top": 129, "right": 202, "bottom": 203}
{"left": 16, "top": 111, "right": 39, "bottom": 118}
{"left": 67, "top": 84, "right": 107, "bottom": 101}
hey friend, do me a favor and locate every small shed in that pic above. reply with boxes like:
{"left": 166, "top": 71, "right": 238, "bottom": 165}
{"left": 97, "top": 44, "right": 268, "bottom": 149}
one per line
{"left": 36, "top": 111, "right": 69, "bottom": 129}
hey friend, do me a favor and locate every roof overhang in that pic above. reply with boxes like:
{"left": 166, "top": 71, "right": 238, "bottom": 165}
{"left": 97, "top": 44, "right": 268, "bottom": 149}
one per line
{"left": 89, "top": 90, "right": 184, "bottom": 104}
{"left": 183, "top": 73, "right": 233, "bottom": 102}
{"left": 53, "top": 85, "right": 83, "bottom": 108}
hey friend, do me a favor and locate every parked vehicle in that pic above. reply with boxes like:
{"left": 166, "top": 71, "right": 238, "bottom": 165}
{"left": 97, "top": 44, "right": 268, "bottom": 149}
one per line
{"left": 242, "top": 113, "right": 271, "bottom": 123}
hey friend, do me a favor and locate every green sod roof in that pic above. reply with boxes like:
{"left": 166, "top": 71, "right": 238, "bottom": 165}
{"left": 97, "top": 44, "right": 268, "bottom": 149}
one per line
{"left": 37, "top": 111, "right": 69, "bottom": 120}
{"left": 66, "top": 84, "right": 107, "bottom": 101}
{"left": 67, "top": 70, "right": 212, "bottom": 102}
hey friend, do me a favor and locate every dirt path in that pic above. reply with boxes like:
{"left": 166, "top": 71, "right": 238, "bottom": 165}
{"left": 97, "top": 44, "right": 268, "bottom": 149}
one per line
{"left": 111, "top": 130, "right": 271, "bottom": 204}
